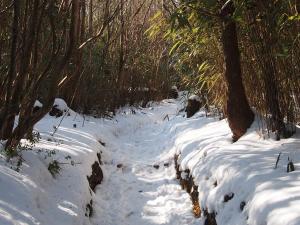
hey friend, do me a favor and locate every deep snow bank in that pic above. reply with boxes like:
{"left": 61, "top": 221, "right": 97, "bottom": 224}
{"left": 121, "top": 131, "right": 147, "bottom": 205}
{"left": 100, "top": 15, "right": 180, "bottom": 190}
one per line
{"left": 162, "top": 111, "right": 300, "bottom": 225}
{"left": 0, "top": 99, "right": 107, "bottom": 225}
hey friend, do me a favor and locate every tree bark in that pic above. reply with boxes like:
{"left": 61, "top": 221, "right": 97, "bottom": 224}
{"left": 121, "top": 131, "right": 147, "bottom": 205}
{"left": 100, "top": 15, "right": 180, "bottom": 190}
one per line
{"left": 0, "top": 0, "right": 40, "bottom": 140}
{"left": 0, "top": 0, "right": 20, "bottom": 140}
{"left": 5, "top": 0, "right": 81, "bottom": 150}
{"left": 220, "top": 2, "right": 254, "bottom": 141}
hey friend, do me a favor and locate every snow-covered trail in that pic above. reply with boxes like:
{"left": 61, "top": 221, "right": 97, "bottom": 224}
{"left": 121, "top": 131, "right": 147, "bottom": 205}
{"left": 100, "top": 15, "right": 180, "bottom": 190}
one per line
{"left": 91, "top": 100, "right": 198, "bottom": 225}
{"left": 1, "top": 97, "right": 300, "bottom": 225}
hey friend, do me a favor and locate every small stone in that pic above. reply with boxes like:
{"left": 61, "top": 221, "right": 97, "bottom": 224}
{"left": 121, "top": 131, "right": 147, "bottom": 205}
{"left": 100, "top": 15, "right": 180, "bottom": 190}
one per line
{"left": 185, "top": 96, "right": 201, "bottom": 118}
{"left": 287, "top": 161, "right": 295, "bottom": 173}
{"left": 169, "top": 86, "right": 179, "bottom": 99}
{"left": 163, "top": 162, "right": 169, "bottom": 167}
{"left": 98, "top": 140, "right": 106, "bottom": 146}
{"left": 153, "top": 165, "right": 159, "bottom": 169}
{"left": 224, "top": 192, "right": 234, "bottom": 202}
{"left": 97, "top": 153, "right": 102, "bottom": 165}
{"left": 117, "top": 164, "right": 123, "bottom": 168}
{"left": 213, "top": 180, "right": 217, "bottom": 187}
{"left": 240, "top": 201, "right": 246, "bottom": 211}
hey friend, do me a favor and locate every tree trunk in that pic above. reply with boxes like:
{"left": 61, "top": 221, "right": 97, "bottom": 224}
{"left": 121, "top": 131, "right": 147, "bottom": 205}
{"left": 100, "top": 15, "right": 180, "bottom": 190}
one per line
{"left": 220, "top": 2, "right": 254, "bottom": 141}
{"left": 5, "top": 0, "right": 81, "bottom": 150}
{"left": 0, "top": 0, "right": 20, "bottom": 140}
{"left": 0, "top": 0, "right": 40, "bottom": 140}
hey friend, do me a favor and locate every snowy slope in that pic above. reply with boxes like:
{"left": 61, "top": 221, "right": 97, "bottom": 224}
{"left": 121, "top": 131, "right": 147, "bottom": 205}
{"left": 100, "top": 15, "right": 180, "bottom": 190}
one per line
{"left": 0, "top": 101, "right": 106, "bottom": 225}
{"left": 169, "top": 115, "right": 300, "bottom": 225}
{"left": 0, "top": 96, "right": 300, "bottom": 225}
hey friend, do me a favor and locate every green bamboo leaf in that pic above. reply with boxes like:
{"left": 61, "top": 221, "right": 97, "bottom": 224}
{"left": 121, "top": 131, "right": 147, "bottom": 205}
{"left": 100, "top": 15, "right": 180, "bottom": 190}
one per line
{"left": 169, "top": 41, "right": 182, "bottom": 55}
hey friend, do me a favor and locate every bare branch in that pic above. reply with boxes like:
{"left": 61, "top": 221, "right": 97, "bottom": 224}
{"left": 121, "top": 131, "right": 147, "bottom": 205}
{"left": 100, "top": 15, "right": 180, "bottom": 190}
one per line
{"left": 78, "top": 4, "right": 120, "bottom": 49}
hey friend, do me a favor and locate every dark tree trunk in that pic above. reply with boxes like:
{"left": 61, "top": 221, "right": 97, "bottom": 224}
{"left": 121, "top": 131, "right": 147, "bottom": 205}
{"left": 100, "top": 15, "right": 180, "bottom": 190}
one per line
{"left": 220, "top": 2, "right": 254, "bottom": 141}
{"left": 5, "top": 0, "right": 81, "bottom": 150}
{"left": 0, "top": 0, "right": 20, "bottom": 140}
{"left": 0, "top": 0, "right": 39, "bottom": 140}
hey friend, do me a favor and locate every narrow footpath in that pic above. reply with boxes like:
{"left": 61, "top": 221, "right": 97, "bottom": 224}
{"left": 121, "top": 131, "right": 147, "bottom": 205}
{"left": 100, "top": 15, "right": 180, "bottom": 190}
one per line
{"left": 91, "top": 100, "right": 198, "bottom": 225}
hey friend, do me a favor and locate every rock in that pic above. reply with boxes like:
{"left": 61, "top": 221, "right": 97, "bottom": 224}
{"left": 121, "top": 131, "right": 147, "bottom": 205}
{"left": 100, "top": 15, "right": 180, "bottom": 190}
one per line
{"left": 117, "top": 163, "right": 123, "bottom": 168}
{"left": 174, "top": 154, "right": 181, "bottom": 179}
{"left": 49, "top": 105, "right": 63, "bottom": 117}
{"left": 169, "top": 86, "right": 179, "bottom": 99}
{"left": 180, "top": 170, "right": 193, "bottom": 193}
{"left": 287, "top": 161, "right": 295, "bottom": 173}
{"left": 153, "top": 164, "right": 159, "bottom": 169}
{"left": 85, "top": 200, "right": 93, "bottom": 217}
{"left": 224, "top": 192, "right": 234, "bottom": 202}
{"left": 213, "top": 180, "right": 218, "bottom": 187}
{"left": 97, "top": 152, "right": 102, "bottom": 165}
{"left": 204, "top": 210, "right": 217, "bottom": 225}
{"left": 87, "top": 161, "right": 103, "bottom": 191}
{"left": 240, "top": 201, "right": 246, "bottom": 211}
{"left": 175, "top": 154, "right": 201, "bottom": 218}
{"left": 186, "top": 95, "right": 201, "bottom": 118}
{"left": 98, "top": 140, "right": 106, "bottom": 146}
{"left": 49, "top": 98, "right": 69, "bottom": 118}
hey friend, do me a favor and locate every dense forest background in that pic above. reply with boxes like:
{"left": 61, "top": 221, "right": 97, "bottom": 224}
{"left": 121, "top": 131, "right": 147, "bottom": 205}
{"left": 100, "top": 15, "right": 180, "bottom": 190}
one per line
{"left": 0, "top": 0, "right": 299, "bottom": 151}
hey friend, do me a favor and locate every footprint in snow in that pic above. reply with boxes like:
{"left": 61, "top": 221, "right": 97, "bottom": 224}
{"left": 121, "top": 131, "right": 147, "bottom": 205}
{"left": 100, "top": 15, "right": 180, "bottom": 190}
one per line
{"left": 125, "top": 186, "right": 133, "bottom": 191}
{"left": 125, "top": 211, "right": 134, "bottom": 218}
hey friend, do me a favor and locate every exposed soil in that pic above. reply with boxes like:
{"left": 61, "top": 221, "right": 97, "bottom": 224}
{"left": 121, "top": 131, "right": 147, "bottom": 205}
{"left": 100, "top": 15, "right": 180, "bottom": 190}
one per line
{"left": 174, "top": 154, "right": 217, "bottom": 224}
{"left": 87, "top": 161, "right": 103, "bottom": 191}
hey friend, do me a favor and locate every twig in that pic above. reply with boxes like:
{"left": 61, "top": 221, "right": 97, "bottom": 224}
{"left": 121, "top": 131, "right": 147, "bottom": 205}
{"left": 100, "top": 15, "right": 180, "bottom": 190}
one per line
{"left": 51, "top": 109, "right": 70, "bottom": 137}
{"left": 274, "top": 152, "right": 281, "bottom": 169}
{"left": 82, "top": 114, "right": 86, "bottom": 127}
{"left": 163, "top": 114, "right": 170, "bottom": 121}
{"left": 78, "top": 5, "right": 120, "bottom": 49}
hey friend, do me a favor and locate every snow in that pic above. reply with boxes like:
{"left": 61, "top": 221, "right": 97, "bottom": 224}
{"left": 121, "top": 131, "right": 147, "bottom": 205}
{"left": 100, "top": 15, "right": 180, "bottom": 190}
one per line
{"left": 167, "top": 114, "right": 300, "bottom": 225}
{"left": 189, "top": 94, "right": 201, "bottom": 102}
{"left": 53, "top": 98, "right": 68, "bottom": 111}
{"left": 171, "top": 86, "right": 178, "bottom": 90}
{"left": 90, "top": 99, "right": 197, "bottom": 225}
{"left": 0, "top": 100, "right": 105, "bottom": 225}
{"left": 0, "top": 96, "right": 299, "bottom": 225}
{"left": 34, "top": 100, "right": 43, "bottom": 108}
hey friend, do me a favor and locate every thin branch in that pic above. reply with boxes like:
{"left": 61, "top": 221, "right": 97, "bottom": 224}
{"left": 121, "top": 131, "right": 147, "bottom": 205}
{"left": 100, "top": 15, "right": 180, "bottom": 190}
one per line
{"left": 78, "top": 5, "right": 120, "bottom": 49}
{"left": 186, "top": 4, "right": 219, "bottom": 18}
